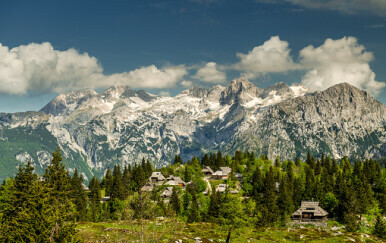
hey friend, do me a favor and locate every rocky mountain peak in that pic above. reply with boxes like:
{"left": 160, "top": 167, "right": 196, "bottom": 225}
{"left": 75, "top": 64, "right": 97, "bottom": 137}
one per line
{"left": 318, "top": 82, "right": 378, "bottom": 106}
{"left": 99, "top": 85, "right": 155, "bottom": 102}
{"left": 40, "top": 89, "right": 97, "bottom": 116}
{"left": 261, "top": 82, "right": 292, "bottom": 98}
{"left": 221, "top": 77, "right": 262, "bottom": 105}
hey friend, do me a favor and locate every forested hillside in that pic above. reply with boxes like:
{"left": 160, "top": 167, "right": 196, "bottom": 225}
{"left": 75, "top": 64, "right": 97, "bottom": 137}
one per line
{"left": 0, "top": 149, "right": 385, "bottom": 242}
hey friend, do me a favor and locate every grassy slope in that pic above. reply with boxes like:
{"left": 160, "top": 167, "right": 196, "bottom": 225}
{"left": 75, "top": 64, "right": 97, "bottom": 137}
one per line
{"left": 76, "top": 220, "right": 384, "bottom": 242}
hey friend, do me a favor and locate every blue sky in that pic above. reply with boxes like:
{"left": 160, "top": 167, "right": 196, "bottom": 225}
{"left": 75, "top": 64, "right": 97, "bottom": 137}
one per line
{"left": 0, "top": 0, "right": 385, "bottom": 112}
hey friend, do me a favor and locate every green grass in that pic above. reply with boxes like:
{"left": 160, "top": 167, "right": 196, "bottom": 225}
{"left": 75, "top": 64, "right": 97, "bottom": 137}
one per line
{"left": 76, "top": 220, "right": 384, "bottom": 242}
{"left": 209, "top": 179, "right": 226, "bottom": 189}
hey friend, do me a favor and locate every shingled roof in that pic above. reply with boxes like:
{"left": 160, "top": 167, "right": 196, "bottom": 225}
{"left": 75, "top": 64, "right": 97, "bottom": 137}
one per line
{"left": 201, "top": 166, "right": 214, "bottom": 175}
{"left": 292, "top": 201, "right": 328, "bottom": 217}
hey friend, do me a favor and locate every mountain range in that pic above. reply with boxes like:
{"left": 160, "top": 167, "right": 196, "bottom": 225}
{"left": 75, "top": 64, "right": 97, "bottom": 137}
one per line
{"left": 0, "top": 78, "right": 384, "bottom": 181}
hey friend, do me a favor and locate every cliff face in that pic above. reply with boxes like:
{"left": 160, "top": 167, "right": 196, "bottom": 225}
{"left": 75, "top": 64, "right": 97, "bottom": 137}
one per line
{"left": 0, "top": 79, "right": 384, "bottom": 181}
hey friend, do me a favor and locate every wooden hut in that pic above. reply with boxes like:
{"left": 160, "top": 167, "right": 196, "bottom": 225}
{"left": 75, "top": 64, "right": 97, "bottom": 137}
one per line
{"left": 292, "top": 201, "right": 328, "bottom": 222}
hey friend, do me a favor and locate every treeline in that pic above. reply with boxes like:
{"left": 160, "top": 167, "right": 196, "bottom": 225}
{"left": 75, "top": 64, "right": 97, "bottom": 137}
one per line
{"left": 0, "top": 149, "right": 385, "bottom": 241}
{"left": 0, "top": 148, "right": 78, "bottom": 242}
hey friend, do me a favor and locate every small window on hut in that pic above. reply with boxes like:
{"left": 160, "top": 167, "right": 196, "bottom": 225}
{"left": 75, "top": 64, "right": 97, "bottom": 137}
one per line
{"left": 306, "top": 207, "right": 315, "bottom": 210}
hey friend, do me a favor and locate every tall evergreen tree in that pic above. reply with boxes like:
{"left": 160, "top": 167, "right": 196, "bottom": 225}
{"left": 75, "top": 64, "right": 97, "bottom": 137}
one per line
{"left": 0, "top": 162, "right": 54, "bottom": 242}
{"left": 208, "top": 186, "right": 221, "bottom": 219}
{"left": 251, "top": 166, "right": 263, "bottom": 200}
{"left": 104, "top": 168, "right": 113, "bottom": 197}
{"left": 274, "top": 156, "right": 280, "bottom": 168}
{"left": 122, "top": 165, "right": 131, "bottom": 198}
{"left": 88, "top": 176, "right": 102, "bottom": 222}
{"left": 71, "top": 168, "right": 88, "bottom": 221}
{"left": 170, "top": 189, "right": 181, "bottom": 215}
{"left": 304, "top": 165, "right": 315, "bottom": 200}
{"left": 188, "top": 188, "right": 200, "bottom": 223}
{"left": 111, "top": 165, "right": 124, "bottom": 200}
{"left": 278, "top": 174, "right": 293, "bottom": 225}
{"left": 43, "top": 147, "right": 76, "bottom": 242}
{"left": 261, "top": 166, "right": 279, "bottom": 226}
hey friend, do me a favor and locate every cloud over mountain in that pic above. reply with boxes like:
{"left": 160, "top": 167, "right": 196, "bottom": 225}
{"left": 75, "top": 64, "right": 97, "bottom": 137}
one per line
{"left": 0, "top": 42, "right": 187, "bottom": 94}
{"left": 233, "top": 36, "right": 297, "bottom": 79}
{"left": 299, "top": 37, "right": 385, "bottom": 96}
{"left": 192, "top": 62, "right": 226, "bottom": 83}
{"left": 0, "top": 36, "right": 384, "bottom": 97}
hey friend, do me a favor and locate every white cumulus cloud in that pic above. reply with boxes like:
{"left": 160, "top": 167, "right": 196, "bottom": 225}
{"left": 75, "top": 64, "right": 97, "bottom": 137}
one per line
{"left": 0, "top": 42, "right": 187, "bottom": 94}
{"left": 107, "top": 65, "right": 187, "bottom": 89}
{"left": 299, "top": 36, "right": 385, "bottom": 96}
{"left": 180, "top": 80, "right": 193, "bottom": 88}
{"left": 233, "top": 36, "right": 297, "bottom": 79}
{"left": 192, "top": 62, "right": 226, "bottom": 83}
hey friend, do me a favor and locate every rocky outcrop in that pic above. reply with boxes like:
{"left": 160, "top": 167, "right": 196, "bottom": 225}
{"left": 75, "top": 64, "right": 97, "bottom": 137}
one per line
{"left": 0, "top": 79, "right": 384, "bottom": 181}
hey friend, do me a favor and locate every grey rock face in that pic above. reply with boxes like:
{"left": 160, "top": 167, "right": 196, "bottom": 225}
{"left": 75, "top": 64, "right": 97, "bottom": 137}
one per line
{"left": 40, "top": 89, "right": 97, "bottom": 116}
{"left": 0, "top": 79, "right": 384, "bottom": 181}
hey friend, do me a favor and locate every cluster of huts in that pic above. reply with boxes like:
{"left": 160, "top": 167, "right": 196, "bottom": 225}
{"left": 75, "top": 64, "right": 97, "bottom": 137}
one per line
{"left": 93, "top": 165, "right": 329, "bottom": 224}
{"left": 140, "top": 166, "right": 242, "bottom": 199}
{"left": 141, "top": 172, "right": 188, "bottom": 199}
{"left": 201, "top": 166, "right": 242, "bottom": 181}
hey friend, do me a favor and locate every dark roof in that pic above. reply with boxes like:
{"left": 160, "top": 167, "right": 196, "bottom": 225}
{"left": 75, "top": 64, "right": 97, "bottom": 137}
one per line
{"left": 201, "top": 166, "right": 214, "bottom": 174}
{"left": 292, "top": 201, "right": 328, "bottom": 217}
{"left": 150, "top": 172, "right": 165, "bottom": 181}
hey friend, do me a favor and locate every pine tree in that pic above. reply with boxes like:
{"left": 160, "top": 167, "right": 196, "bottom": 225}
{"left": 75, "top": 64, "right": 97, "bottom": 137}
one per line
{"left": 261, "top": 166, "right": 279, "bottom": 226}
{"left": 89, "top": 176, "right": 102, "bottom": 222}
{"left": 251, "top": 166, "right": 263, "bottom": 200}
{"left": 0, "top": 161, "right": 51, "bottom": 242}
{"left": 145, "top": 159, "right": 153, "bottom": 177}
{"left": 278, "top": 174, "right": 293, "bottom": 225}
{"left": 188, "top": 188, "right": 200, "bottom": 223}
{"left": 184, "top": 165, "right": 191, "bottom": 182}
{"left": 295, "top": 156, "right": 301, "bottom": 167}
{"left": 71, "top": 168, "right": 88, "bottom": 221}
{"left": 331, "top": 158, "right": 339, "bottom": 175}
{"left": 122, "top": 165, "right": 131, "bottom": 198}
{"left": 373, "top": 215, "right": 386, "bottom": 239}
{"left": 104, "top": 168, "right": 113, "bottom": 197}
{"left": 304, "top": 165, "right": 315, "bottom": 200}
{"left": 173, "top": 155, "right": 183, "bottom": 165}
{"left": 170, "top": 189, "right": 181, "bottom": 215}
{"left": 274, "top": 156, "right": 280, "bottom": 168}
{"left": 315, "top": 160, "right": 322, "bottom": 175}
{"left": 306, "top": 152, "right": 315, "bottom": 169}
{"left": 201, "top": 154, "right": 210, "bottom": 166}
{"left": 43, "top": 147, "right": 76, "bottom": 242}
{"left": 111, "top": 165, "right": 124, "bottom": 200}
{"left": 208, "top": 186, "right": 221, "bottom": 219}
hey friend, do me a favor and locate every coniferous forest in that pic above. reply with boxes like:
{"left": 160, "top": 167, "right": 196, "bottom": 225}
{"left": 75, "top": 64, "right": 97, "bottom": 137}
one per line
{"left": 0, "top": 148, "right": 385, "bottom": 242}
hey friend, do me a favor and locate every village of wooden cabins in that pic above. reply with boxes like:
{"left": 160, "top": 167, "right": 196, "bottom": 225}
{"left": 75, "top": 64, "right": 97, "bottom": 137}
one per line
{"left": 84, "top": 165, "right": 328, "bottom": 225}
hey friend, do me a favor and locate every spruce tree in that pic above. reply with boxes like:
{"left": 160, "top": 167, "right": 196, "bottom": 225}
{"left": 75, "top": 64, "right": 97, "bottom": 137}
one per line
{"left": 111, "top": 165, "right": 124, "bottom": 200}
{"left": 71, "top": 168, "right": 88, "bottom": 221}
{"left": 315, "top": 160, "right": 322, "bottom": 175}
{"left": 43, "top": 147, "right": 76, "bottom": 242}
{"left": 104, "top": 168, "right": 113, "bottom": 197}
{"left": 278, "top": 174, "right": 293, "bottom": 225}
{"left": 304, "top": 165, "right": 315, "bottom": 200}
{"left": 89, "top": 176, "right": 102, "bottom": 222}
{"left": 373, "top": 215, "right": 386, "bottom": 239}
{"left": 170, "top": 189, "right": 181, "bottom": 215}
{"left": 251, "top": 166, "right": 263, "bottom": 200}
{"left": 208, "top": 186, "right": 221, "bottom": 219}
{"left": 122, "top": 165, "right": 131, "bottom": 198}
{"left": 188, "top": 189, "right": 200, "bottom": 223}
{"left": 261, "top": 166, "right": 279, "bottom": 226}
{"left": 274, "top": 156, "right": 280, "bottom": 168}
{"left": 0, "top": 162, "right": 51, "bottom": 242}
